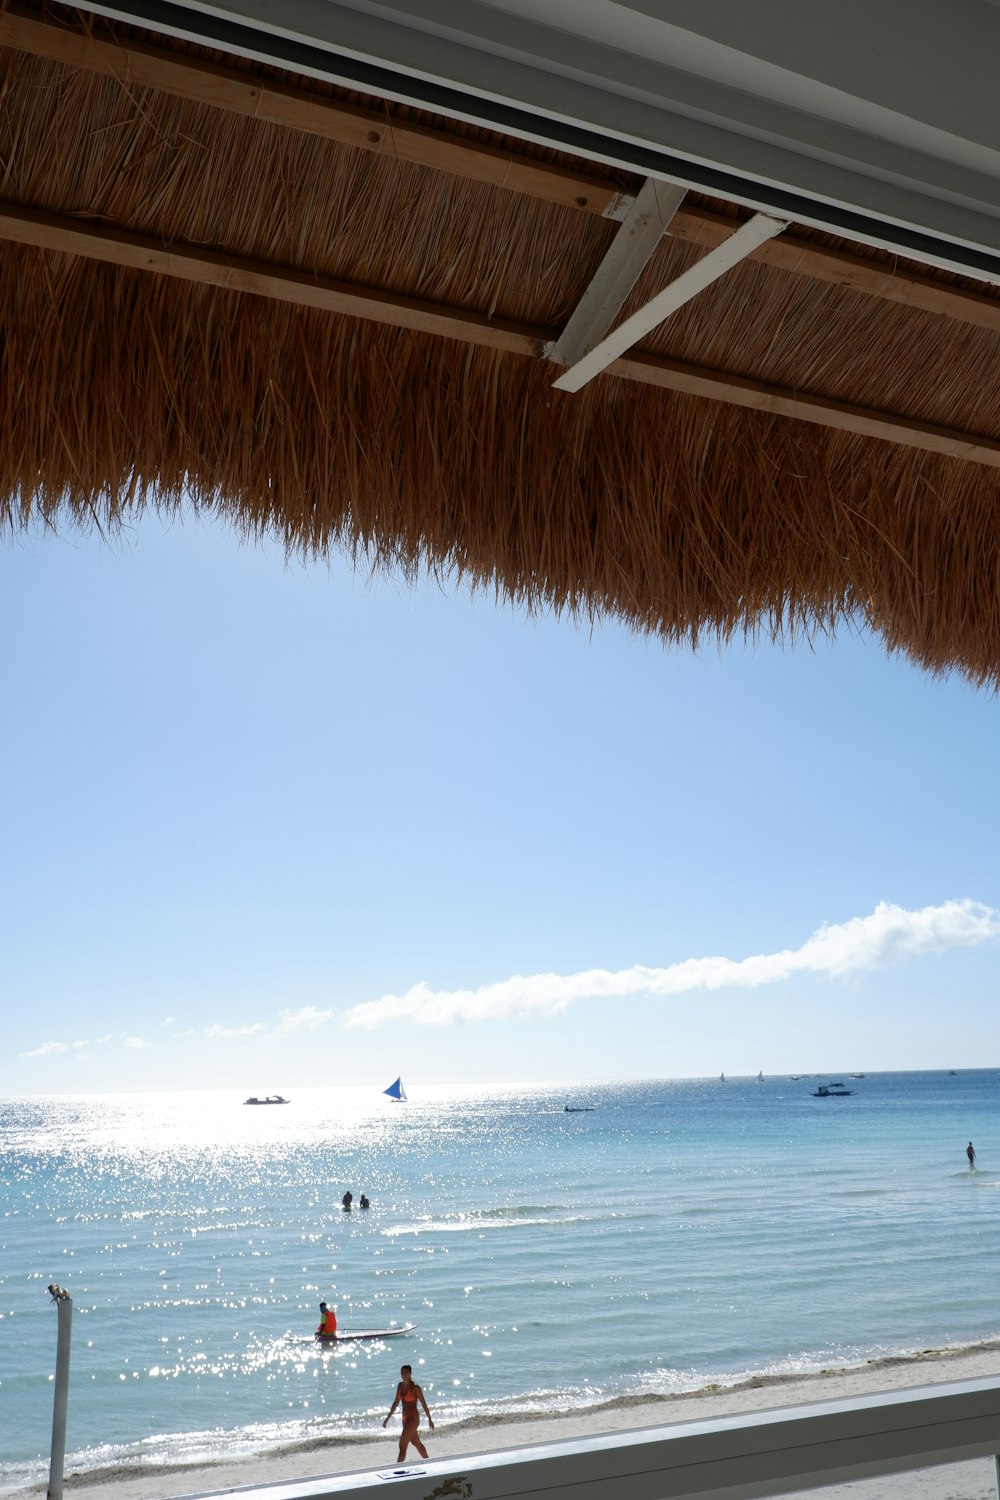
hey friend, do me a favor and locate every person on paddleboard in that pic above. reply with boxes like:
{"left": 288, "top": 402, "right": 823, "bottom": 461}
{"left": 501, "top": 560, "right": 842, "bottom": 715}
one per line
{"left": 316, "top": 1301, "right": 337, "bottom": 1338}
{"left": 383, "top": 1364, "right": 434, "bottom": 1461}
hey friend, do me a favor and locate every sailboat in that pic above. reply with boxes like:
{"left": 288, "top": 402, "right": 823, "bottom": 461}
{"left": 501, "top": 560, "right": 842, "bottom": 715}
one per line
{"left": 720, "top": 1072, "right": 726, "bottom": 1083}
{"left": 757, "top": 1070, "right": 764, "bottom": 1082}
{"left": 383, "top": 1077, "right": 407, "bottom": 1103}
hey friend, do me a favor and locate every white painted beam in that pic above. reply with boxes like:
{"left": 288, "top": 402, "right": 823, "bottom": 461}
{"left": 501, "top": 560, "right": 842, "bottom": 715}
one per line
{"left": 545, "top": 178, "right": 686, "bottom": 369}
{"left": 553, "top": 212, "right": 787, "bottom": 392}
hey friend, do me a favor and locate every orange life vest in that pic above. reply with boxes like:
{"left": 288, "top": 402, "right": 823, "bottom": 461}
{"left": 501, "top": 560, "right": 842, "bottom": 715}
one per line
{"left": 319, "top": 1307, "right": 337, "bottom": 1335}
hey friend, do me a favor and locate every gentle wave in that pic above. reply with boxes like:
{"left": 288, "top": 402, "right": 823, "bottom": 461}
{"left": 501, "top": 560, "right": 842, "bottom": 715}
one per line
{"left": 7, "top": 1335, "right": 1000, "bottom": 1497}
{"left": 382, "top": 1215, "right": 593, "bottom": 1235}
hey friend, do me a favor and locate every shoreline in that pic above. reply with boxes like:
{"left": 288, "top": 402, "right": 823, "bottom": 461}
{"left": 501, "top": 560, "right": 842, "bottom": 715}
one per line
{"left": 7, "top": 1339, "right": 1000, "bottom": 1500}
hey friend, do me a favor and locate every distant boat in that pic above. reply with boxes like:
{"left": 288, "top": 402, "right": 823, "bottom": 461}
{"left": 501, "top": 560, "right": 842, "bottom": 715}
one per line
{"left": 383, "top": 1077, "right": 407, "bottom": 1102}
{"left": 812, "top": 1084, "right": 854, "bottom": 1097}
{"left": 757, "top": 1070, "right": 764, "bottom": 1082}
{"left": 720, "top": 1072, "right": 726, "bottom": 1083}
{"left": 564, "top": 1105, "right": 594, "bottom": 1112}
{"left": 244, "top": 1094, "right": 288, "bottom": 1105}
{"left": 850, "top": 1073, "right": 866, "bottom": 1079}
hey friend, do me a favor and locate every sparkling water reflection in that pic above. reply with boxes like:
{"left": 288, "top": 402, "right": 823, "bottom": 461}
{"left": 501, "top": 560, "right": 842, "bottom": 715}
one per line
{"left": 2, "top": 1075, "right": 1000, "bottom": 1483}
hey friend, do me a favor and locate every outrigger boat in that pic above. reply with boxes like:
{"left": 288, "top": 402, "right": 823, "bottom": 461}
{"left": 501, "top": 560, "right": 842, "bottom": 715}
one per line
{"left": 244, "top": 1094, "right": 289, "bottom": 1105}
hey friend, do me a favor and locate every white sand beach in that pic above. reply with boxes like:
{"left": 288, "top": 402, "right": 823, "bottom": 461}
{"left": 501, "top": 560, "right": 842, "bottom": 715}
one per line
{"left": 11, "top": 1343, "right": 1000, "bottom": 1500}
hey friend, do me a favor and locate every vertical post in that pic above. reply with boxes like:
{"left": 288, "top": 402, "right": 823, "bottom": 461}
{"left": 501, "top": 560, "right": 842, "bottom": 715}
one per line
{"left": 47, "top": 1283, "right": 72, "bottom": 1500}
{"left": 993, "top": 1453, "right": 1000, "bottom": 1500}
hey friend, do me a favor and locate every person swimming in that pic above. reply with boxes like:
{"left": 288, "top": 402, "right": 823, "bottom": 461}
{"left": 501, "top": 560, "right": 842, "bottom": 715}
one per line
{"left": 359, "top": 1193, "right": 370, "bottom": 1209}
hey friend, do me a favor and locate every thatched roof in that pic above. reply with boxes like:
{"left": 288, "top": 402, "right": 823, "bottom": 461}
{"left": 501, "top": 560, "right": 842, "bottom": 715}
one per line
{"left": 4, "top": 1, "right": 1000, "bottom": 681}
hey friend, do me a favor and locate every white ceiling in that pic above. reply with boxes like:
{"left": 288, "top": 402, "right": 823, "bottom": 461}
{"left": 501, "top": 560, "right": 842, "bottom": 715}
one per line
{"left": 77, "top": 0, "right": 1000, "bottom": 280}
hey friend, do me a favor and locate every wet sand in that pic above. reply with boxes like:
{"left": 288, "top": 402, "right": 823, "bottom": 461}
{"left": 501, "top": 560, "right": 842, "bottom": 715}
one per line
{"left": 10, "top": 1341, "right": 1000, "bottom": 1500}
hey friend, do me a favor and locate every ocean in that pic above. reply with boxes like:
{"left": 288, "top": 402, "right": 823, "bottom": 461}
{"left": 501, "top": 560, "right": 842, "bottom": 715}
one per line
{"left": 2, "top": 1072, "right": 999, "bottom": 1490}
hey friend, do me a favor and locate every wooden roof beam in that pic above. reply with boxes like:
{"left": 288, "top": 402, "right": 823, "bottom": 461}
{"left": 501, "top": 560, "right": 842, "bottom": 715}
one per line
{"left": 0, "top": 5, "right": 632, "bottom": 220}
{"left": 0, "top": 201, "right": 546, "bottom": 355}
{"left": 613, "top": 351, "right": 1000, "bottom": 468}
{"left": 546, "top": 179, "right": 686, "bottom": 370}
{"left": 1, "top": 199, "right": 999, "bottom": 469}
{"left": 553, "top": 213, "right": 788, "bottom": 392}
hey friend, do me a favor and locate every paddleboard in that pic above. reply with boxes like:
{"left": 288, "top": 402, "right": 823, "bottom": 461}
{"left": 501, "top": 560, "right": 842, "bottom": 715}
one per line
{"left": 320, "top": 1325, "right": 415, "bottom": 1342}
{"left": 286, "top": 1324, "right": 416, "bottom": 1344}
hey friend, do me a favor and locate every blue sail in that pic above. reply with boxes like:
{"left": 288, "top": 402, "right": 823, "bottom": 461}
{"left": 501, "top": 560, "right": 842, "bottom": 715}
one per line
{"left": 383, "top": 1077, "right": 406, "bottom": 1102}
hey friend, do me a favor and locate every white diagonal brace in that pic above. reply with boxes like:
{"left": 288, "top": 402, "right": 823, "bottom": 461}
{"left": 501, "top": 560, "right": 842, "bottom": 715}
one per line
{"left": 553, "top": 212, "right": 788, "bottom": 393}
{"left": 545, "top": 179, "right": 687, "bottom": 369}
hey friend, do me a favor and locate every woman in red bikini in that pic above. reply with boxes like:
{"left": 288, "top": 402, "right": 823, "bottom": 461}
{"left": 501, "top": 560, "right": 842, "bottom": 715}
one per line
{"left": 383, "top": 1364, "right": 434, "bottom": 1461}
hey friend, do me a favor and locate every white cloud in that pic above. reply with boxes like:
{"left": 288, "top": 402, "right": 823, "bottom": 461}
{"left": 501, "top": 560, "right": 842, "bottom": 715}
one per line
{"left": 342, "top": 900, "right": 1000, "bottom": 1029}
{"left": 204, "top": 1022, "right": 267, "bottom": 1039}
{"left": 122, "top": 1035, "right": 148, "bottom": 1049}
{"left": 275, "top": 1006, "right": 334, "bottom": 1033}
{"left": 162, "top": 1016, "right": 176, "bottom": 1027}
{"left": 19, "top": 1039, "right": 89, "bottom": 1057}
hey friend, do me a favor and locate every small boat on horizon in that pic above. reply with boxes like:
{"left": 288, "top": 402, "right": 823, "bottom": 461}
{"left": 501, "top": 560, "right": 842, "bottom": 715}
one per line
{"left": 383, "top": 1076, "right": 407, "bottom": 1103}
{"left": 564, "top": 1105, "right": 595, "bottom": 1112}
{"left": 244, "top": 1094, "right": 289, "bottom": 1105}
{"left": 812, "top": 1083, "right": 854, "bottom": 1097}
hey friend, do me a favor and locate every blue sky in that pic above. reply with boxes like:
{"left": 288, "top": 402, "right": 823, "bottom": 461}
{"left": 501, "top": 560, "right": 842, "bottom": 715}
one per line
{"left": 4, "top": 510, "right": 999, "bottom": 1092}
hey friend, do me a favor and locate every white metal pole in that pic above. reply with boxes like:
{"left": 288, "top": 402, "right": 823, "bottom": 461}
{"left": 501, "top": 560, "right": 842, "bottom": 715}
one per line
{"left": 47, "top": 1283, "right": 72, "bottom": 1500}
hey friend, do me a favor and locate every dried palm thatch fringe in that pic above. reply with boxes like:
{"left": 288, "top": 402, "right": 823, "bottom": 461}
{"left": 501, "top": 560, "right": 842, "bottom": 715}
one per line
{"left": 4, "top": 246, "right": 1000, "bottom": 685}
{"left": 3, "top": 10, "right": 1000, "bottom": 684}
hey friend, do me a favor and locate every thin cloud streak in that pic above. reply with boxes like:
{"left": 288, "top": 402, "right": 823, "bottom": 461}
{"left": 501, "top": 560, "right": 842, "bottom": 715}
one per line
{"left": 342, "top": 900, "right": 1000, "bottom": 1029}
{"left": 204, "top": 1023, "right": 267, "bottom": 1039}
{"left": 19, "top": 1039, "right": 89, "bottom": 1058}
{"left": 275, "top": 1006, "right": 334, "bottom": 1033}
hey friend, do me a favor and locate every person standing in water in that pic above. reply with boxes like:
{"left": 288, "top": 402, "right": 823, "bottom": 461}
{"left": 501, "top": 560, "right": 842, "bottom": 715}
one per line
{"left": 967, "top": 1142, "right": 976, "bottom": 1168}
{"left": 383, "top": 1364, "right": 434, "bottom": 1461}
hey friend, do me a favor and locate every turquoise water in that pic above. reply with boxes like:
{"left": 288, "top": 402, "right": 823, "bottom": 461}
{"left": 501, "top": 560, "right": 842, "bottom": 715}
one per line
{"left": 2, "top": 1073, "right": 999, "bottom": 1487}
